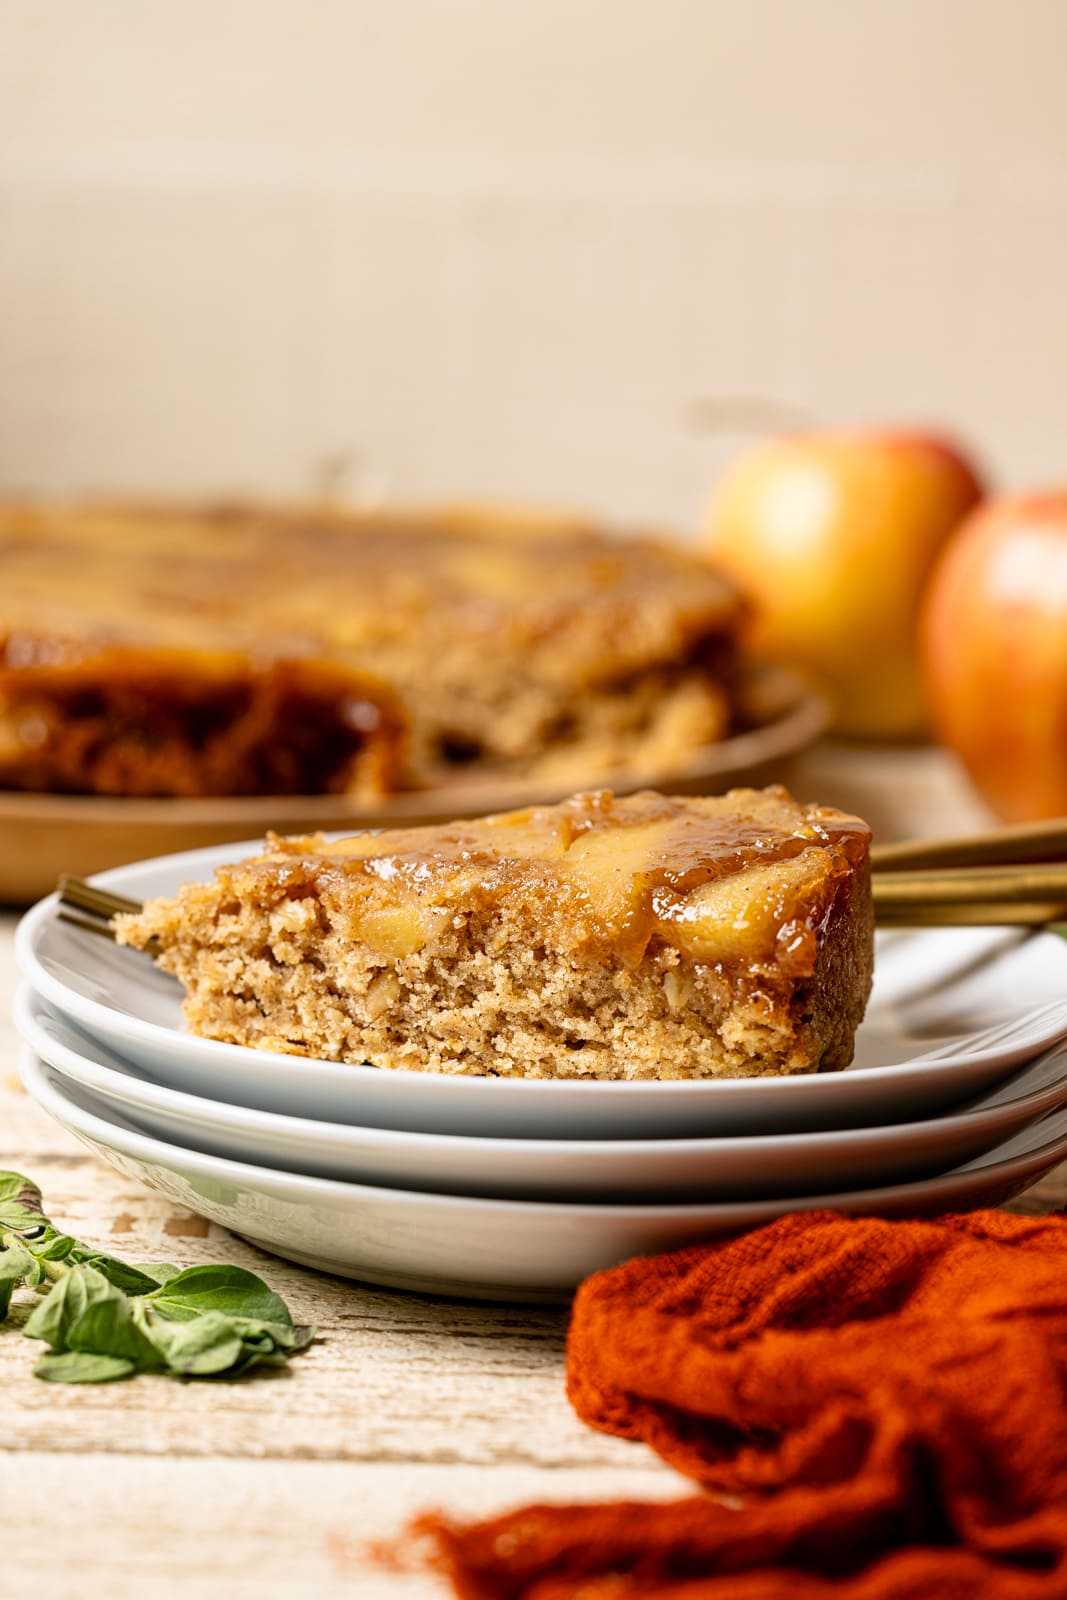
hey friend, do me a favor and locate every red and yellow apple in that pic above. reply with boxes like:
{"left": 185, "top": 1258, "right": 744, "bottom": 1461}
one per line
{"left": 922, "top": 492, "right": 1067, "bottom": 822}
{"left": 702, "top": 430, "right": 985, "bottom": 737}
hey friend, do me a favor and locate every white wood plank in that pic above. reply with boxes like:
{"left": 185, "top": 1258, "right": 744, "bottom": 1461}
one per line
{"left": 0, "top": 1453, "right": 689, "bottom": 1600}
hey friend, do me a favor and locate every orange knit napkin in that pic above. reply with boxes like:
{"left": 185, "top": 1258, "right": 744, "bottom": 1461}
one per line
{"left": 418, "top": 1210, "right": 1067, "bottom": 1599}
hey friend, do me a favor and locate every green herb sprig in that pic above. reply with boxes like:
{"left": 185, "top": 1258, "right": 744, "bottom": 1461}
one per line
{"left": 0, "top": 1170, "right": 315, "bottom": 1383}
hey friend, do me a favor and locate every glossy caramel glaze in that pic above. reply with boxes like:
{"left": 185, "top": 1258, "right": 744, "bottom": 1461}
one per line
{"left": 245, "top": 786, "right": 870, "bottom": 976}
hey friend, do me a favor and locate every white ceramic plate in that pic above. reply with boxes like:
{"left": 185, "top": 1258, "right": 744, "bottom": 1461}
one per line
{"left": 18, "top": 984, "right": 1067, "bottom": 1202}
{"left": 17, "top": 841, "right": 1067, "bottom": 1136}
{"left": 20, "top": 1046, "right": 1067, "bottom": 1302}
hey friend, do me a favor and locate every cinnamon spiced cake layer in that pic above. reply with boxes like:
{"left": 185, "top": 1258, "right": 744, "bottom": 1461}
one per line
{"left": 0, "top": 500, "right": 743, "bottom": 797}
{"left": 116, "top": 787, "right": 873, "bottom": 1080}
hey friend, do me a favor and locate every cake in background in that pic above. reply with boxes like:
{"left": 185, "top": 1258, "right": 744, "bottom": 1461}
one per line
{"left": 0, "top": 499, "right": 745, "bottom": 799}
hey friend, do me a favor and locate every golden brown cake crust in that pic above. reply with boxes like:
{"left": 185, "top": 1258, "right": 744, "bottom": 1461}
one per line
{"left": 117, "top": 786, "right": 874, "bottom": 1081}
{"left": 0, "top": 500, "right": 743, "bottom": 797}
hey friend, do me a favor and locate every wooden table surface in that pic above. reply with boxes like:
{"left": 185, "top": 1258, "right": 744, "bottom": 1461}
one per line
{"left": 3, "top": 746, "right": 1064, "bottom": 1600}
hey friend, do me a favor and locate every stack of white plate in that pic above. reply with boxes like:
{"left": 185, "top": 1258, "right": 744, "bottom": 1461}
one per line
{"left": 15, "top": 841, "right": 1067, "bottom": 1302}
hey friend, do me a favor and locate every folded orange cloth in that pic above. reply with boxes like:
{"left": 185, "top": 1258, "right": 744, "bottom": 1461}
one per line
{"left": 419, "top": 1210, "right": 1067, "bottom": 1598}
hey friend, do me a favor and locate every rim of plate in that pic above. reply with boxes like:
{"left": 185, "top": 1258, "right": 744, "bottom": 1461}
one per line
{"left": 21, "top": 1044, "right": 1067, "bottom": 1220}
{"left": 16, "top": 845, "right": 1067, "bottom": 1097}
{"left": 20, "top": 984, "right": 1067, "bottom": 1156}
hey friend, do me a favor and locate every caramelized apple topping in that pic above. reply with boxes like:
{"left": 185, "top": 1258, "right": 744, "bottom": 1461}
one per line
{"left": 254, "top": 787, "right": 869, "bottom": 976}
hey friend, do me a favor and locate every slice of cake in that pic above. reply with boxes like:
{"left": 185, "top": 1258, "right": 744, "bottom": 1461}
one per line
{"left": 116, "top": 787, "right": 873, "bottom": 1081}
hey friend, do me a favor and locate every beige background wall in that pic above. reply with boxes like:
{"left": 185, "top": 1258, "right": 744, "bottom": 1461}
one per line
{"left": 2, "top": 1, "right": 1065, "bottom": 531}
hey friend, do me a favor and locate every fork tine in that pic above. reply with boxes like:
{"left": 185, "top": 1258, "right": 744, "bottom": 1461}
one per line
{"left": 57, "top": 874, "right": 145, "bottom": 919}
{"left": 57, "top": 908, "right": 128, "bottom": 941}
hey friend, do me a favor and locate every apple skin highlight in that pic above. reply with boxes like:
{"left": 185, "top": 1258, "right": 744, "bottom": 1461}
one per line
{"left": 922, "top": 492, "right": 1067, "bottom": 821}
{"left": 703, "top": 429, "right": 985, "bottom": 739}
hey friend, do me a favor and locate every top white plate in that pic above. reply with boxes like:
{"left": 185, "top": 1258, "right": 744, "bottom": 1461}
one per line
{"left": 19, "top": 985, "right": 1067, "bottom": 1201}
{"left": 17, "top": 840, "right": 1067, "bottom": 1139}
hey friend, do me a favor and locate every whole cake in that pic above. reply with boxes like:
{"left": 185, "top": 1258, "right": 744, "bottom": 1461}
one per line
{"left": 0, "top": 500, "right": 744, "bottom": 797}
{"left": 116, "top": 786, "right": 874, "bottom": 1081}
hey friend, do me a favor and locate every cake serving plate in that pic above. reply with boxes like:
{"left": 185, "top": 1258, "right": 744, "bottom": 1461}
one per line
{"left": 21, "top": 1048, "right": 1067, "bottom": 1303}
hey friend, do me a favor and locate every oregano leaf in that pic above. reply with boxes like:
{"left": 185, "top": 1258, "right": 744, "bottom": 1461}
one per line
{"left": 144, "top": 1311, "right": 247, "bottom": 1376}
{"left": 0, "top": 1241, "right": 38, "bottom": 1282}
{"left": 0, "top": 1201, "right": 52, "bottom": 1233}
{"left": 2, "top": 1169, "right": 314, "bottom": 1384}
{"left": 34, "top": 1350, "right": 136, "bottom": 1384}
{"left": 0, "top": 1171, "right": 49, "bottom": 1238}
{"left": 64, "top": 1293, "right": 165, "bottom": 1369}
{"left": 147, "top": 1265, "right": 292, "bottom": 1326}
{"left": 0, "top": 1242, "right": 38, "bottom": 1320}
{"left": 134, "top": 1262, "right": 181, "bottom": 1286}
{"left": 24, "top": 1264, "right": 115, "bottom": 1350}
{"left": 231, "top": 1318, "right": 317, "bottom": 1354}
{"left": 74, "top": 1251, "right": 165, "bottom": 1294}
{"left": 26, "top": 1233, "right": 77, "bottom": 1264}
{"left": 0, "top": 1171, "right": 44, "bottom": 1210}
